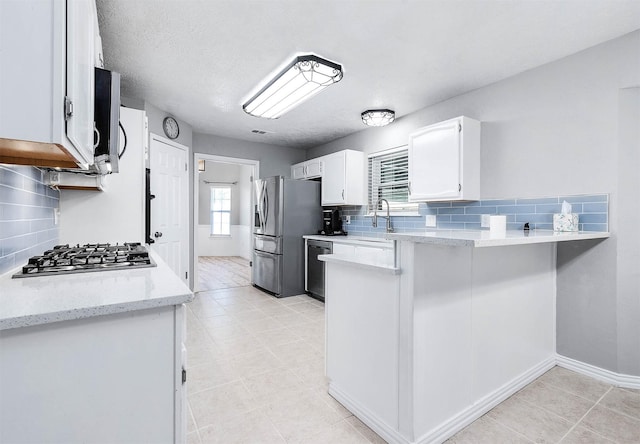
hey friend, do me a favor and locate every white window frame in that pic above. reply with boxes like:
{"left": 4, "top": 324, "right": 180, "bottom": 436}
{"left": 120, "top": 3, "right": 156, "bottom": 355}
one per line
{"left": 209, "top": 186, "right": 232, "bottom": 236}
{"left": 367, "top": 145, "right": 419, "bottom": 216}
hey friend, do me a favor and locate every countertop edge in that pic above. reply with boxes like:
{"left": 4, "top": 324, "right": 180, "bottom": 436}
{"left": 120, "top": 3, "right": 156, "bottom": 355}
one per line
{"left": 303, "top": 234, "right": 394, "bottom": 248}
{"left": 318, "top": 254, "right": 401, "bottom": 275}
{"left": 0, "top": 292, "right": 194, "bottom": 331}
{"left": 386, "top": 230, "right": 610, "bottom": 247}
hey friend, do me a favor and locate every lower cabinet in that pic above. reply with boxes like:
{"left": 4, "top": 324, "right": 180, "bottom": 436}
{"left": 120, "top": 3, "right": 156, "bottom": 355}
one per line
{"left": 0, "top": 305, "right": 187, "bottom": 443}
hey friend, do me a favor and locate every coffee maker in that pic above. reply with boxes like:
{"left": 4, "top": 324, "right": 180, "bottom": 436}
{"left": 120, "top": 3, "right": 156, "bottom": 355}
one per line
{"left": 321, "top": 208, "right": 344, "bottom": 235}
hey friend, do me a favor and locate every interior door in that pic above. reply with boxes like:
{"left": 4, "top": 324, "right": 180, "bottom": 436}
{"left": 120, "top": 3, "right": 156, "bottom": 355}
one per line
{"left": 150, "top": 135, "right": 189, "bottom": 284}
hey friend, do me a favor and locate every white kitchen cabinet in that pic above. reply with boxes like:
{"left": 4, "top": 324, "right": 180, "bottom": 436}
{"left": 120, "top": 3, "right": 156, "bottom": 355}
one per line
{"left": 0, "top": 0, "right": 97, "bottom": 169}
{"left": 291, "top": 158, "right": 323, "bottom": 180}
{"left": 321, "top": 150, "right": 365, "bottom": 206}
{"left": 0, "top": 305, "right": 187, "bottom": 443}
{"left": 408, "top": 116, "right": 480, "bottom": 202}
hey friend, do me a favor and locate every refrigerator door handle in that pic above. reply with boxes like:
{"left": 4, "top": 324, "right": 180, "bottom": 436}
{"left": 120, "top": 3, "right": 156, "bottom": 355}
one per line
{"left": 263, "top": 182, "right": 269, "bottom": 229}
{"left": 257, "top": 181, "right": 265, "bottom": 232}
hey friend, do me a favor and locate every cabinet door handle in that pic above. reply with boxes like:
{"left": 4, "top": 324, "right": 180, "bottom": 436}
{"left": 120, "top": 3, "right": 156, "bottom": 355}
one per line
{"left": 342, "top": 190, "right": 344, "bottom": 200}
{"left": 458, "top": 183, "right": 462, "bottom": 192}
{"left": 408, "top": 181, "right": 411, "bottom": 195}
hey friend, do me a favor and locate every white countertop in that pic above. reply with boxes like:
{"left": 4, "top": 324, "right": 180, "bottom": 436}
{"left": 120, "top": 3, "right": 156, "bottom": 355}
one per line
{"left": 0, "top": 251, "right": 193, "bottom": 331}
{"left": 386, "top": 229, "right": 610, "bottom": 247}
{"left": 303, "top": 234, "right": 394, "bottom": 248}
{"left": 318, "top": 253, "right": 401, "bottom": 275}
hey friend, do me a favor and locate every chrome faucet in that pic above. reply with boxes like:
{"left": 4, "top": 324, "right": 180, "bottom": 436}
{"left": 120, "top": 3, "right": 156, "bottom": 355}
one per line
{"left": 372, "top": 198, "right": 394, "bottom": 232}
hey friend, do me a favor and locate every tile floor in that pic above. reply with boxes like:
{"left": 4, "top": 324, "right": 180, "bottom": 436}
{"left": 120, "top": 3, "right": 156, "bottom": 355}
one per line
{"left": 186, "top": 286, "right": 640, "bottom": 443}
{"left": 197, "top": 256, "right": 251, "bottom": 291}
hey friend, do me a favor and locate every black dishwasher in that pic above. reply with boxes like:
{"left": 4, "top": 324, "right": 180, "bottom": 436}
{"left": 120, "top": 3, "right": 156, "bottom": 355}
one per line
{"left": 307, "top": 239, "right": 332, "bottom": 302}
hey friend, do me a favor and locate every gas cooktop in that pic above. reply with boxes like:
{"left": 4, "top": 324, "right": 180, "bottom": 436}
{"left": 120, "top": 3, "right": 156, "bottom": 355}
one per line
{"left": 12, "top": 242, "right": 156, "bottom": 278}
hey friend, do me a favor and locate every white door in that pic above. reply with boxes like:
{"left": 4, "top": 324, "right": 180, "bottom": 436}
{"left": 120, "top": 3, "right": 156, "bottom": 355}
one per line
{"left": 150, "top": 135, "right": 189, "bottom": 284}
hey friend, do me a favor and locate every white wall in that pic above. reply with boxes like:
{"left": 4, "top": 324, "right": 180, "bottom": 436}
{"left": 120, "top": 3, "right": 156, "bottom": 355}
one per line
{"left": 306, "top": 31, "right": 640, "bottom": 376}
{"left": 196, "top": 161, "right": 252, "bottom": 260}
{"left": 59, "top": 106, "right": 146, "bottom": 245}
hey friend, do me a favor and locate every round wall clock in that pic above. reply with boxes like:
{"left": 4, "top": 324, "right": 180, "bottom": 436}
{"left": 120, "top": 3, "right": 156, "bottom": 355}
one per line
{"left": 163, "top": 116, "right": 180, "bottom": 139}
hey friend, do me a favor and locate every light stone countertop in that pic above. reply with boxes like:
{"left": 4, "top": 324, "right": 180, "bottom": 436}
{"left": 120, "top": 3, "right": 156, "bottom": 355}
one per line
{"left": 385, "top": 229, "right": 610, "bottom": 247}
{"left": 303, "top": 234, "right": 394, "bottom": 248}
{"left": 0, "top": 251, "right": 193, "bottom": 331}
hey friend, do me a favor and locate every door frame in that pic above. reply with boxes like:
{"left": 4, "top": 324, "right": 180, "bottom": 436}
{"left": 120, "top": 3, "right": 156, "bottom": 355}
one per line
{"left": 193, "top": 153, "right": 259, "bottom": 292}
{"left": 149, "top": 133, "right": 190, "bottom": 286}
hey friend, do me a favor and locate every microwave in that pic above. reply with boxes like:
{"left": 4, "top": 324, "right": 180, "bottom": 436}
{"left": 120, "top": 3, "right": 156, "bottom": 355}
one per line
{"left": 93, "top": 67, "right": 121, "bottom": 174}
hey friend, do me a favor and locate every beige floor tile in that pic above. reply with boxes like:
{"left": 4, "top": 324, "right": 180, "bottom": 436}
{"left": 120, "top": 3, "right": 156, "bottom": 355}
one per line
{"left": 487, "top": 395, "right": 573, "bottom": 443}
{"left": 514, "top": 380, "right": 596, "bottom": 423}
{"left": 189, "top": 380, "right": 256, "bottom": 429}
{"left": 278, "top": 295, "right": 312, "bottom": 305}
{"left": 537, "top": 366, "right": 611, "bottom": 402}
{"left": 187, "top": 402, "right": 197, "bottom": 434}
{"left": 231, "top": 348, "right": 287, "bottom": 377}
{"left": 303, "top": 419, "right": 372, "bottom": 444}
{"left": 344, "top": 416, "right": 387, "bottom": 444}
{"left": 254, "top": 327, "right": 302, "bottom": 347}
{"left": 446, "top": 415, "right": 532, "bottom": 444}
{"left": 187, "top": 359, "right": 240, "bottom": 394}
{"left": 242, "top": 316, "right": 286, "bottom": 334}
{"left": 241, "top": 369, "right": 306, "bottom": 406}
{"left": 599, "top": 387, "right": 640, "bottom": 420}
{"left": 187, "top": 431, "right": 201, "bottom": 444}
{"left": 580, "top": 404, "right": 640, "bottom": 443}
{"left": 289, "top": 357, "right": 328, "bottom": 389}
{"left": 268, "top": 339, "right": 324, "bottom": 367}
{"left": 197, "top": 409, "right": 285, "bottom": 444}
{"left": 559, "top": 426, "right": 615, "bottom": 443}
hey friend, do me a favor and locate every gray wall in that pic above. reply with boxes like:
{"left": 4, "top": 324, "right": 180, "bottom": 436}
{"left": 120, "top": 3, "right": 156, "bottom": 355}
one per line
{"left": 192, "top": 133, "right": 306, "bottom": 179}
{"left": 307, "top": 31, "right": 640, "bottom": 375}
{"left": 197, "top": 162, "right": 251, "bottom": 226}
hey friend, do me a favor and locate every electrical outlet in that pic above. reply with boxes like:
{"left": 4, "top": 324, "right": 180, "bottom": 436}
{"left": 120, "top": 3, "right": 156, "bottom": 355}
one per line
{"left": 481, "top": 214, "right": 490, "bottom": 228}
{"left": 425, "top": 215, "right": 437, "bottom": 228}
{"left": 345, "top": 215, "right": 351, "bottom": 225}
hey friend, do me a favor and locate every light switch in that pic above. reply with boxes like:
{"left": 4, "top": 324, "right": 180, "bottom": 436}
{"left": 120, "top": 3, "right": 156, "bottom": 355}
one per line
{"left": 481, "top": 214, "right": 490, "bottom": 228}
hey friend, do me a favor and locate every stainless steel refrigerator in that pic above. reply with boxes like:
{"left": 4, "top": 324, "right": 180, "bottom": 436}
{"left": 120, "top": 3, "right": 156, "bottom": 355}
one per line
{"left": 252, "top": 176, "right": 321, "bottom": 297}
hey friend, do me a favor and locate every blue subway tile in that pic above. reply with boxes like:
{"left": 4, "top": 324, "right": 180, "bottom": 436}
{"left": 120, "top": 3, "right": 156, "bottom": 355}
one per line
{"left": 515, "top": 214, "right": 553, "bottom": 223}
{"left": 452, "top": 200, "right": 481, "bottom": 207}
{"left": 516, "top": 197, "right": 559, "bottom": 205}
{"left": 481, "top": 199, "right": 516, "bottom": 206}
{"left": 425, "top": 202, "right": 453, "bottom": 208}
{"left": 535, "top": 223, "right": 553, "bottom": 230}
{"left": 581, "top": 223, "right": 608, "bottom": 232}
{"left": 437, "top": 222, "right": 465, "bottom": 229}
{"left": 436, "top": 215, "right": 452, "bottom": 222}
{"left": 497, "top": 205, "right": 535, "bottom": 214}
{"left": 535, "top": 204, "right": 562, "bottom": 214}
{"left": 437, "top": 207, "right": 465, "bottom": 215}
{"left": 578, "top": 214, "right": 608, "bottom": 224}
{"left": 465, "top": 206, "right": 496, "bottom": 214}
{"left": 506, "top": 223, "right": 522, "bottom": 230}
{"left": 464, "top": 223, "right": 482, "bottom": 230}
{"left": 451, "top": 214, "right": 481, "bottom": 223}
{"left": 583, "top": 202, "right": 608, "bottom": 213}
{"left": 560, "top": 194, "right": 608, "bottom": 203}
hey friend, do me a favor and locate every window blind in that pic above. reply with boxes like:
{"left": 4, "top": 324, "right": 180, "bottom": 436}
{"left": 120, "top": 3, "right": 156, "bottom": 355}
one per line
{"left": 368, "top": 145, "right": 416, "bottom": 211}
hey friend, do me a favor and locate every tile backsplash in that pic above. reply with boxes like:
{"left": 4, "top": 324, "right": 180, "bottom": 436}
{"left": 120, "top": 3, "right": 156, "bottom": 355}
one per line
{"left": 0, "top": 165, "right": 59, "bottom": 275}
{"left": 339, "top": 194, "right": 609, "bottom": 238}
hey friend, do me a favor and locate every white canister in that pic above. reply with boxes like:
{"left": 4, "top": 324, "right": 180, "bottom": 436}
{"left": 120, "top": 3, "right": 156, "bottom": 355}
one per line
{"left": 489, "top": 215, "right": 507, "bottom": 236}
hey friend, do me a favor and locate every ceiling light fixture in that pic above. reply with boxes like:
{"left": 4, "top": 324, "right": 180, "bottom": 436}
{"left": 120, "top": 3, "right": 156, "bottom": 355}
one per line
{"left": 361, "top": 109, "right": 395, "bottom": 127}
{"left": 243, "top": 54, "right": 343, "bottom": 119}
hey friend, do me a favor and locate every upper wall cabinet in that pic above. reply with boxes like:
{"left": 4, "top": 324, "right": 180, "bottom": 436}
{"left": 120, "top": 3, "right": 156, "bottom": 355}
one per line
{"left": 291, "top": 158, "right": 323, "bottom": 180}
{"left": 0, "top": 0, "right": 97, "bottom": 169}
{"left": 321, "top": 150, "right": 365, "bottom": 206}
{"left": 408, "top": 116, "right": 481, "bottom": 202}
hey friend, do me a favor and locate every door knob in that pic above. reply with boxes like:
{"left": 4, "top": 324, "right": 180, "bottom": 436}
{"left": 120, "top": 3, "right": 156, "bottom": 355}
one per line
{"left": 154, "top": 232, "right": 163, "bottom": 238}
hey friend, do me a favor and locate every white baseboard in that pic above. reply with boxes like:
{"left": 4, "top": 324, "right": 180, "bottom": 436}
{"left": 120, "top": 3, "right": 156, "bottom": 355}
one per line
{"left": 332, "top": 356, "right": 639, "bottom": 444}
{"left": 415, "top": 357, "right": 556, "bottom": 444}
{"left": 556, "top": 354, "right": 640, "bottom": 389}
{"left": 328, "top": 384, "right": 410, "bottom": 444}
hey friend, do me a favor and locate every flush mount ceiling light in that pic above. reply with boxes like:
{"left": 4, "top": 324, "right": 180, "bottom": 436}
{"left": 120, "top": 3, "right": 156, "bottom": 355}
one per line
{"left": 361, "top": 109, "right": 395, "bottom": 127}
{"left": 243, "top": 54, "right": 343, "bottom": 119}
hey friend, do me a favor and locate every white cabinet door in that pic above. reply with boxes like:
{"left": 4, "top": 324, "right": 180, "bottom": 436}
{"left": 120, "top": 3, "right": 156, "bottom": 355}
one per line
{"left": 322, "top": 152, "right": 347, "bottom": 204}
{"left": 408, "top": 116, "right": 480, "bottom": 202}
{"left": 291, "top": 158, "right": 323, "bottom": 180}
{"left": 305, "top": 158, "right": 323, "bottom": 178}
{"left": 321, "top": 150, "right": 364, "bottom": 206}
{"left": 65, "top": 0, "right": 96, "bottom": 166}
{"left": 291, "top": 162, "right": 306, "bottom": 180}
{"left": 0, "top": 0, "right": 96, "bottom": 168}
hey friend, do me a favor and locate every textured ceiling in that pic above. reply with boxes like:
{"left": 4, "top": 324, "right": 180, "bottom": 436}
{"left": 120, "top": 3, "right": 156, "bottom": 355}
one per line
{"left": 96, "top": 0, "right": 640, "bottom": 149}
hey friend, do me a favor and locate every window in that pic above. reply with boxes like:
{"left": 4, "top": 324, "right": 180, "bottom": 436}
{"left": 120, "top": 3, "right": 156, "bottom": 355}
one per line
{"left": 368, "top": 145, "right": 417, "bottom": 212}
{"left": 210, "top": 187, "right": 231, "bottom": 235}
